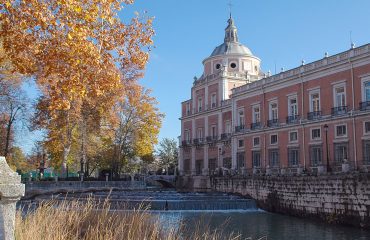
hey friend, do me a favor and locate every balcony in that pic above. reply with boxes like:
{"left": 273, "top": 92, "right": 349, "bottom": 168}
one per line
{"left": 181, "top": 140, "right": 191, "bottom": 146}
{"left": 267, "top": 119, "right": 279, "bottom": 127}
{"left": 331, "top": 106, "right": 348, "bottom": 116}
{"left": 193, "top": 138, "right": 204, "bottom": 145}
{"left": 250, "top": 122, "right": 262, "bottom": 130}
{"left": 360, "top": 101, "right": 370, "bottom": 111}
{"left": 221, "top": 133, "right": 231, "bottom": 141}
{"left": 235, "top": 125, "right": 245, "bottom": 133}
{"left": 286, "top": 115, "right": 300, "bottom": 124}
{"left": 206, "top": 136, "right": 218, "bottom": 143}
{"left": 307, "top": 111, "right": 322, "bottom": 120}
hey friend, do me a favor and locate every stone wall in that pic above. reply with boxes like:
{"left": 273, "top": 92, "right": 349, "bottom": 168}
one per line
{"left": 209, "top": 174, "right": 370, "bottom": 228}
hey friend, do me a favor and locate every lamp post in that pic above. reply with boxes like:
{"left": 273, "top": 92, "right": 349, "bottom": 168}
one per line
{"left": 324, "top": 124, "right": 330, "bottom": 172}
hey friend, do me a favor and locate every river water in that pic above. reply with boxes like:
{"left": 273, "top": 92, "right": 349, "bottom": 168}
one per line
{"left": 33, "top": 190, "right": 370, "bottom": 240}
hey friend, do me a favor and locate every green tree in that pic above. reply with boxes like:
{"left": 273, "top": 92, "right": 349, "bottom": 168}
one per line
{"left": 157, "top": 138, "right": 178, "bottom": 175}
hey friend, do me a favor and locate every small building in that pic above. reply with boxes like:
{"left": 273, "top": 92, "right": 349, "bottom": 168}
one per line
{"left": 178, "top": 16, "right": 370, "bottom": 176}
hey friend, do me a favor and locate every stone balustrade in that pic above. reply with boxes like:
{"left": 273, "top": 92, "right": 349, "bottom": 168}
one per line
{"left": 0, "top": 156, "right": 25, "bottom": 240}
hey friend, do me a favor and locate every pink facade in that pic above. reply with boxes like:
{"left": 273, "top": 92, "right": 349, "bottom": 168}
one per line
{"left": 179, "top": 17, "right": 370, "bottom": 176}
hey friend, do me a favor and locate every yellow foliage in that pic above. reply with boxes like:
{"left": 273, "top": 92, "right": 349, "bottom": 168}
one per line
{"left": 1, "top": 0, "right": 155, "bottom": 169}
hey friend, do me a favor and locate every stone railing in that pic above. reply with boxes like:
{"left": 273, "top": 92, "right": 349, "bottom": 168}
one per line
{"left": 232, "top": 44, "right": 370, "bottom": 96}
{"left": 0, "top": 156, "right": 25, "bottom": 240}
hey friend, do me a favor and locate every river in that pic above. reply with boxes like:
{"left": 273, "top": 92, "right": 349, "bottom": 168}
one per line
{"left": 31, "top": 189, "right": 370, "bottom": 240}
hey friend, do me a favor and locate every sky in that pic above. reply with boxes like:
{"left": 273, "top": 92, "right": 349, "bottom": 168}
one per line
{"left": 19, "top": 0, "right": 370, "bottom": 153}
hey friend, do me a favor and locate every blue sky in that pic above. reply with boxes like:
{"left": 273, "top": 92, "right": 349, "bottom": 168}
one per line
{"left": 19, "top": 0, "right": 370, "bottom": 153}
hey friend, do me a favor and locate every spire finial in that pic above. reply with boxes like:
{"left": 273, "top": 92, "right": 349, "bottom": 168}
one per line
{"left": 228, "top": 0, "right": 233, "bottom": 19}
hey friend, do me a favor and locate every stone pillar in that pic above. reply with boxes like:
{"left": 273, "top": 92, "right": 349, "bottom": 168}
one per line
{"left": 191, "top": 147, "right": 196, "bottom": 175}
{"left": 231, "top": 138, "right": 237, "bottom": 170}
{"left": 178, "top": 147, "right": 184, "bottom": 176}
{"left": 0, "top": 156, "right": 25, "bottom": 240}
{"left": 203, "top": 145, "right": 209, "bottom": 176}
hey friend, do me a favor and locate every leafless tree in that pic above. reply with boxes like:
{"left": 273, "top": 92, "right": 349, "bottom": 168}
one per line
{"left": 0, "top": 80, "right": 29, "bottom": 157}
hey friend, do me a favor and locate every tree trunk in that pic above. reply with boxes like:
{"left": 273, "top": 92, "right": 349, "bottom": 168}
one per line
{"left": 4, "top": 118, "right": 12, "bottom": 157}
{"left": 61, "top": 144, "right": 71, "bottom": 177}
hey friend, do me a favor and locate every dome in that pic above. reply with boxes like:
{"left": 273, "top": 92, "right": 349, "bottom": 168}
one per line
{"left": 210, "top": 42, "right": 252, "bottom": 57}
{"left": 208, "top": 16, "right": 253, "bottom": 58}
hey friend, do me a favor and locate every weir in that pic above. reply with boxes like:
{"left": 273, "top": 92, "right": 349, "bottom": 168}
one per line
{"left": 32, "top": 190, "right": 257, "bottom": 211}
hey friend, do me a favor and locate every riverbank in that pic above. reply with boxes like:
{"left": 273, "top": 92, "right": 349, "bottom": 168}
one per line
{"left": 178, "top": 173, "right": 370, "bottom": 229}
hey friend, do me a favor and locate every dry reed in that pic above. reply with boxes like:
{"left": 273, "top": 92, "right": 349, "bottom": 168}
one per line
{"left": 15, "top": 197, "right": 246, "bottom": 240}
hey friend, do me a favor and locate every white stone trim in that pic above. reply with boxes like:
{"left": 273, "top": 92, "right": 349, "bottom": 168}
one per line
{"left": 270, "top": 133, "right": 278, "bottom": 145}
{"left": 361, "top": 75, "right": 370, "bottom": 102}
{"left": 310, "top": 127, "right": 322, "bottom": 141}
{"left": 330, "top": 79, "right": 347, "bottom": 85}
{"left": 289, "top": 130, "right": 299, "bottom": 143}
{"left": 332, "top": 82, "right": 347, "bottom": 108}
{"left": 363, "top": 121, "right": 370, "bottom": 136}
{"left": 308, "top": 88, "right": 321, "bottom": 112}
{"left": 334, "top": 123, "right": 348, "bottom": 138}
{"left": 253, "top": 136, "right": 260, "bottom": 147}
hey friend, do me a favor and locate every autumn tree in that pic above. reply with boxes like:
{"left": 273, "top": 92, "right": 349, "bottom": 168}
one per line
{"left": 156, "top": 138, "right": 178, "bottom": 175}
{"left": 1, "top": 0, "right": 155, "bottom": 174}
{"left": 7, "top": 146, "right": 34, "bottom": 174}
{"left": 110, "top": 84, "right": 163, "bottom": 177}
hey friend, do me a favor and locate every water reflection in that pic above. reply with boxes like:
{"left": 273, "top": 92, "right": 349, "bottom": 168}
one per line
{"left": 156, "top": 211, "right": 370, "bottom": 240}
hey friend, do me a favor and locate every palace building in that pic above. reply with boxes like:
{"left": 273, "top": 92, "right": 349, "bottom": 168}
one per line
{"left": 178, "top": 16, "right": 370, "bottom": 176}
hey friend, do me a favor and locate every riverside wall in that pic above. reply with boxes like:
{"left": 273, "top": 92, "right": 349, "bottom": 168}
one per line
{"left": 177, "top": 173, "right": 370, "bottom": 228}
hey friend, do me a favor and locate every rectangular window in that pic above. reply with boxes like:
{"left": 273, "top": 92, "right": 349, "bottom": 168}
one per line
{"left": 269, "top": 101, "right": 278, "bottom": 120}
{"left": 211, "top": 93, "right": 217, "bottom": 108}
{"left": 185, "top": 130, "right": 190, "bottom": 142}
{"left": 197, "top": 128, "right": 203, "bottom": 140}
{"left": 184, "top": 159, "right": 190, "bottom": 173}
{"left": 361, "top": 78, "right": 370, "bottom": 110}
{"left": 334, "top": 86, "right": 346, "bottom": 107}
{"left": 270, "top": 134, "right": 278, "bottom": 145}
{"left": 238, "top": 139, "right": 244, "bottom": 148}
{"left": 195, "top": 159, "right": 203, "bottom": 175}
{"left": 310, "top": 91, "right": 320, "bottom": 112}
{"left": 288, "top": 96, "right": 298, "bottom": 116}
{"left": 269, "top": 149, "right": 279, "bottom": 167}
{"left": 253, "top": 137, "right": 260, "bottom": 147}
{"left": 208, "top": 158, "right": 217, "bottom": 171}
{"left": 186, "top": 102, "right": 190, "bottom": 115}
{"left": 252, "top": 151, "right": 261, "bottom": 167}
{"left": 225, "top": 121, "right": 231, "bottom": 134}
{"left": 310, "top": 145, "right": 322, "bottom": 166}
{"left": 363, "top": 140, "right": 370, "bottom": 164}
{"left": 198, "top": 97, "right": 202, "bottom": 112}
{"left": 223, "top": 157, "right": 232, "bottom": 169}
{"left": 237, "top": 152, "right": 245, "bottom": 169}
{"left": 365, "top": 122, "right": 370, "bottom": 134}
{"left": 211, "top": 125, "right": 217, "bottom": 138}
{"left": 289, "top": 131, "right": 298, "bottom": 142}
{"left": 336, "top": 125, "right": 347, "bottom": 137}
{"left": 311, "top": 128, "right": 321, "bottom": 140}
{"left": 334, "top": 143, "right": 348, "bottom": 164}
{"left": 364, "top": 80, "right": 370, "bottom": 101}
{"left": 252, "top": 105, "right": 260, "bottom": 123}
{"left": 238, "top": 109, "right": 245, "bottom": 127}
{"left": 288, "top": 148, "right": 299, "bottom": 166}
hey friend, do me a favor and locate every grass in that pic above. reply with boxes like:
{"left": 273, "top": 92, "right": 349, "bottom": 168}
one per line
{"left": 15, "top": 197, "right": 248, "bottom": 240}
